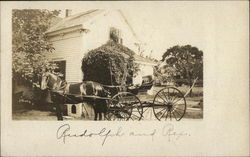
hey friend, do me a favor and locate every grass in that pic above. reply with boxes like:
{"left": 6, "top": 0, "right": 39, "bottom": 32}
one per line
{"left": 184, "top": 109, "right": 203, "bottom": 119}
{"left": 13, "top": 110, "right": 57, "bottom": 120}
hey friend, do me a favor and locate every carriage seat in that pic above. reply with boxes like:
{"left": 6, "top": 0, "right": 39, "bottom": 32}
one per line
{"left": 127, "top": 85, "right": 140, "bottom": 95}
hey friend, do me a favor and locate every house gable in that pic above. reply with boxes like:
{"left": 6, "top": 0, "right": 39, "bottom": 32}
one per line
{"left": 81, "top": 10, "right": 140, "bottom": 54}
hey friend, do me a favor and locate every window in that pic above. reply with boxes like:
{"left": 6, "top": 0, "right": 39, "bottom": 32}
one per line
{"left": 71, "top": 105, "right": 76, "bottom": 114}
{"left": 110, "top": 27, "right": 122, "bottom": 44}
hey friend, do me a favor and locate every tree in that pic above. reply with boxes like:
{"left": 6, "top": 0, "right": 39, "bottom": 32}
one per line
{"left": 162, "top": 45, "right": 203, "bottom": 96}
{"left": 154, "top": 64, "right": 177, "bottom": 85}
{"left": 12, "top": 9, "right": 60, "bottom": 86}
{"left": 81, "top": 40, "right": 139, "bottom": 86}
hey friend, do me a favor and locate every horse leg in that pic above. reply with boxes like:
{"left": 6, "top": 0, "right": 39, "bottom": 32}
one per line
{"left": 94, "top": 108, "right": 98, "bottom": 121}
{"left": 102, "top": 100, "right": 108, "bottom": 121}
{"left": 93, "top": 99, "right": 99, "bottom": 121}
{"left": 99, "top": 112, "right": 102, "bottom": 121}
{"left": 103, "top": 111, "right": 107, "bottom": 120}
{"left": 56, "top": 103, "right": 63, "bottom": 121}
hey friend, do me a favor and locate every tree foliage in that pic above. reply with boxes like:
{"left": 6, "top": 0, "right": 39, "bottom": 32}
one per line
{"left": 154, "top": 64, "right": 177, "bottom": 84}
{"left": 12, "top": 9, "right": 60, "bottom": 85}
{"left": 81, "top": 40, "right": 139, "bottom": 85}
{"left": 162, "top": 45, "right": 203, "bottom": 88}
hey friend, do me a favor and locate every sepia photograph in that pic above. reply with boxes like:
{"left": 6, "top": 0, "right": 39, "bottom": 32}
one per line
{"left": 12, "top": 9, "right": 203, "bottom": 121}
{"left": 1, "top": 1, "right": 249, "bottom": 156}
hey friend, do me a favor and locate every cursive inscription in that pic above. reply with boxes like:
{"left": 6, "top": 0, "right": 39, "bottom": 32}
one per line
{"left": 56, "top": 124, "right": 124, "bottom": 146}
{"left": 129, "top": 129, "right": 156, "bottom": 141}
{"left": 56, "top": 123, "right": 190, "bottom": 145}
{"left": 162, "top": 124, "right": 190, "bottom": 141}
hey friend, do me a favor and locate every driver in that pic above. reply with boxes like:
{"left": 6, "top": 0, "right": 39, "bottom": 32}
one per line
{"left": 131, "top": 71, "right": 142, "bottom": 88}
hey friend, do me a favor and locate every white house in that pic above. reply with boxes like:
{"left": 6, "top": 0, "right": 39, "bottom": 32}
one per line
{"left": 45, "top": 9, "right": 157, "bottom": 83}
{"left": 45, "top": 10, "right": 157, "bottom": 118}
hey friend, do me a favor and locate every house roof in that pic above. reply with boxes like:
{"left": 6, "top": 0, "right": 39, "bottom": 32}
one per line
{"left": 133, "top": 55, "right": 158, "bottom": 65}
{"left": 46, "top": 9, "right": 140, "bottom": 42}
{"left": 46, "top": 9, "right": 105, "bottom": 33}
{"left": 88, "top": 40, "right": 157, "bottom": 65}
{"left": 88, "top": 40, "right": 135, "bottom": 59}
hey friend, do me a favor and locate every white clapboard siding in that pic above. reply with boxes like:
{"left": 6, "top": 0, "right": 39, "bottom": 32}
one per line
{"left": 47, "top": 33, "right": 84, "bottom": 83}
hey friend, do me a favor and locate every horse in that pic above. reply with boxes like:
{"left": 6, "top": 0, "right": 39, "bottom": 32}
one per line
{"left": 40, "top": 72, "right": 110, "bottom": 121}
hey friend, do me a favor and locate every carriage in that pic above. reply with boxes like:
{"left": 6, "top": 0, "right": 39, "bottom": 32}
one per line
{"left": 105, "top": 86, "right": 186, "bottom": 121}
{"left": 41, "top": 72, "right": 188, "bottom": 121}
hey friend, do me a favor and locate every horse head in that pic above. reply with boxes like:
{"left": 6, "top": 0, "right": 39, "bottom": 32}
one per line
{"left": 41, "top": 72, "right": 63, "bottom": 91}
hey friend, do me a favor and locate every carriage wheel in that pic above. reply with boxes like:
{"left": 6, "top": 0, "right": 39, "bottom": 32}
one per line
{"left": 152, "top": 87, "right": 186, "bottom": 121}
{"left": 105, "top": 92, "right": 143, "bottom": 121}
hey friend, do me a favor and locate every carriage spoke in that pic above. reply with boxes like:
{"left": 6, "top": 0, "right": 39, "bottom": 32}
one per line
{"left": 157, "top": 94, "right": 168, "bottom": 104}
{"left": 159, "top": 108, "right": 168, "bottom": 119}
{"left": 172, "top": 97, "right": 183, "bottom": 104}
{"left": 174, "top": 110, "right": 182, "bottom": 120}
{"left": 161, "top": 91, "right": 169, "bottom": 103}
{"left": 131, "top": 113, "right": 140, "bottom": 118}
{"left": 174, "top": 107, "right": 185, "bottom": 112}
{"left": 154, "top": 99, "right": 165, "bottom": 105}
{"left": 173, "top": 108, "right": 185, "bottom": 120}
{"left": 156, "top": 108, "right": 167, "bottom": 116}
{"left": 143, "top": 106, "right": 150, "bottom": 113}
{"left": 174, "top": 102, "right": 185, "bottom": 108}
{"left": 170, "top": 110, "right": 172, "bottom": 120}
{"left": 165, "top": 110, "right": 169, "bottom": 120}
{"left": 170, "top": 90, "right": 178, "bottom": 102}
{"left": 130, "top": 116, "right": 134, "bottom": 120}
{"left": 168, "top": 88, "right": 170, "bottom": 100}
{"left": 172, "top": 111, "right": 178, "bottom": 121}
{"left": 174, "top": 109, "right": 182, "bottom": 117}
{"left": 130, "top": 113, "right": 141, "bottom": 120}
{"left": 170, "top": 88, "right": 175, "bottom": 102}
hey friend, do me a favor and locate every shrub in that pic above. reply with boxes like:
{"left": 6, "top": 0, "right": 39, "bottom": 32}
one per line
{"left": 81, "top": 41, "right": 139, "bottom": 85}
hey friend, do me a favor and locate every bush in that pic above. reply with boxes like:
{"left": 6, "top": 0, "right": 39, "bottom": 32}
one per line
{"left": 81, "top": 41, "right": 139, "bottom": 85}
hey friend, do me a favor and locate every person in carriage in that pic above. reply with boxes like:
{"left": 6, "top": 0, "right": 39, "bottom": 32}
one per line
{"left": 127, "top": 71, "right": 154, "bottom": 95}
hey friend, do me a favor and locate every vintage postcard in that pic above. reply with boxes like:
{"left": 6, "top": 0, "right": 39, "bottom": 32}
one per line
{"left": 1, "top": 1, "right": 249, "bottom": 156}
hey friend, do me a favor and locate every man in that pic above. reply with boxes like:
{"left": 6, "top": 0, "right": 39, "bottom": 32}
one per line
{"left": 132, "top": 71, "right": 142, "bottom": 87}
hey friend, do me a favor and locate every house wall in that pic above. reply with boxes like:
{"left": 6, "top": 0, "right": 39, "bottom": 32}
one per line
{"left": 46, "top": 30, "right": 84, "bottom": 82}
{"left": 82, "top": 10, "right": 139, "bottom": 53}
{"left": 132, "top": 63, "right": 155, "bottom": 86}
{"left": 139, "top": 64, "right": 155, "bottom": 76}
